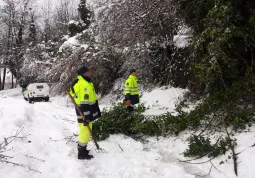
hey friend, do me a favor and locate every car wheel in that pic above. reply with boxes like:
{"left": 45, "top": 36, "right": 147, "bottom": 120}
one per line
{"left": 44, "top": 97, "right": 49, "bottom": 102}
{"left": 28, "top": 97, "right": 33, "bottom": 104}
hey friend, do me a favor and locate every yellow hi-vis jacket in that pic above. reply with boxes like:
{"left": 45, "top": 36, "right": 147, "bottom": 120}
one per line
{"left": 124, "top": 75, "right": 139, "bottom": 104}
{"left": 70, "top": 75, "right": 101, "bottom": 123}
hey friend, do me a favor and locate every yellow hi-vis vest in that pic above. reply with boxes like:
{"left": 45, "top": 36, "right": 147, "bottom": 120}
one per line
{"left": 71, "top": 75, "right": 97, "bottom": 105}
{"left": 70, "top": 75, "right": 100, "bottom": 122}
{"left": 124, "top": 75, "right": 139, "bottom": 95}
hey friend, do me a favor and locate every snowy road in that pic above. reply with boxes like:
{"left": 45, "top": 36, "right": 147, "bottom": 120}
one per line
{"left": 1, "top": 88, "right": 255, "bottom": 178}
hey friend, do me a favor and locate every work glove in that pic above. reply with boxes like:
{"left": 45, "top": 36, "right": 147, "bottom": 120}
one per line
{"left": 83, "top": 119, "right": 90, "bottom": 126}
{"left": 123, "top": 99, "right": 131, "bottom": 105}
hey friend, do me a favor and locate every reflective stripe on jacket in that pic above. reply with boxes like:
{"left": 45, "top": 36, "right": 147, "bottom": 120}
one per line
{"left": 124, "top": 75, "right": 140, "bottom": 105}
{"left": 124, "top": 75, "right": 139, "bottom": 95}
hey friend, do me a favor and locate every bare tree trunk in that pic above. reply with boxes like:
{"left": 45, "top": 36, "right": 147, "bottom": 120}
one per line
{"left": 11, "top": 72, "right": 14, "bottom": 89}
{"left": 2, "top": 67, "right": 6, "bottom": 90}
{"left": 0, "top": 64, "right": 2, "bottom": 90}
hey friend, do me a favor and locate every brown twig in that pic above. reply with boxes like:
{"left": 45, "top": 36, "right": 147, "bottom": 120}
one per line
{"left": 180, "top": 156, "right": 217, "bottom": 165}
{"left": 225, "top": 126, "right": 238, "bottom": 176}
{"left": 49, "top": 133, "right": 77, "bottom": 144}
{"left": 0, "top": 127, "right": 24, "bottom": 148}
{"left": 52, "top": 115, "right": 76, "bottom": 124}
{"left": 1, "top": 160, "right": 41, "bottom": 174}
{"left": 0, "top": 128, "right": 41, "bottom": 174}
{"left": 195, "top": 164, "right": 212, "bottom": 178}
{"left": 118, "top": 144, "right": 124, "bottom": 152}
{"left": 24, "top": 154, "right": 45, "bottom": 162}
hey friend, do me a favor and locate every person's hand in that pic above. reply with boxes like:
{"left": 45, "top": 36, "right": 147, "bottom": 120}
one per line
{"left": 124, "top": 100, "right": 131, "bottom": 105}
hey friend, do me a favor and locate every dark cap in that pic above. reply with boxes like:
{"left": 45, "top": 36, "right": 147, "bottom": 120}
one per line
{"left": 77, "top": 66, "right": 89, "bottom": 75}
{"left": 130, "top": 69, "right": 136, "bottom": 74}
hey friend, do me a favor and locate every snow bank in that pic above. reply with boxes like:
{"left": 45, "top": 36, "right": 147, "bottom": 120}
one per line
{"left": 59, "top": 36, "right": 81, "bottom": 53}
{"left": 142, "top": 87, "right": 188, "bottom": 116}
{"left": 0, "top": 88, "right": 22, "bottom": 98}
{"left": 99, "top": 85, "right": 188, "bottom": 115}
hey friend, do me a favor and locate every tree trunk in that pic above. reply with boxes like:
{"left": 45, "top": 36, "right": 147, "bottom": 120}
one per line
{"left": 0, "top": 64, "right": 2, "bottom": 90}
{"left": 11, "top": 73, "right": 14, "bottom": 89}
{"left": 2, "top": 67, "right": 6, "bottom": 90}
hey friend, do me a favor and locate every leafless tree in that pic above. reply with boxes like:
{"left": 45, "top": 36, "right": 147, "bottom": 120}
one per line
{"left": 0, "top": 0, "right": 32, "bottom": 90}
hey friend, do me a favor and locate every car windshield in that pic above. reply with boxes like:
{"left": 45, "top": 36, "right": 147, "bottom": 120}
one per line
{"left": 37, "top": 85, "right": 44, "bottom": 89}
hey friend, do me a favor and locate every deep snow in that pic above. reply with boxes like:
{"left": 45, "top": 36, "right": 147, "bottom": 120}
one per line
{"left": 0, "top": 88, "right": 255, "bottom": 178}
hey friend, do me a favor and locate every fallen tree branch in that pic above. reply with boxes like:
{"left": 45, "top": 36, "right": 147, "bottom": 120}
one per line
{"left": 24, "top": 154, "right": 46, "bottom": 162}
{"left": 0, "top": 127, "right": 24, "bottom": 148}
{"left": 195, "top": 164, "right": 212, "bottom": 178}
{"left": 210, "top": 160, "right": 223, "bottom": 173}
{"left": 118, "top": 144, "right": 124, "bottom": 152}
{"left": 49, "top": 133, "right": 78, "bottom": 144}
{"left": 52, "top": 115, "right": 76, "bottom": 124}
{"left": 1, "top": 160, "right": 41, "bottom": 174}
{"left": 0, "top": 128, "right": 41, "bottom": 174}
{"left": 180, "top": 156, "right": 217, "bottom": 165}
{"left": 179, "top": 137, "right": 221, "bottom": 163}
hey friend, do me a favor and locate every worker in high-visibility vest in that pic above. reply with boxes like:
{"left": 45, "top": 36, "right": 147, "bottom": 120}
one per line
{"left": 124, "top": 69, "right": 140, "bottom": 111}
{"left": 70, "top": 66, "right": 101, "bottom": 160}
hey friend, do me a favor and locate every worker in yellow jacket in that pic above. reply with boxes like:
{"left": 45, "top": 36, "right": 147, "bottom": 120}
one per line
{"left": 124, "top": 69, "right": 140, "bottom": 111}
{"left": 70, "top": 66, "right": 101, "bottom": 160}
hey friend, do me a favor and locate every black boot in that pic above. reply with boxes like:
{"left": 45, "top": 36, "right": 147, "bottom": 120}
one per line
{"left": 77, "top": 145, "right": 94, "bottom": 160}
{"left": 127, "top": 106, "right": 134, "bottom": 112}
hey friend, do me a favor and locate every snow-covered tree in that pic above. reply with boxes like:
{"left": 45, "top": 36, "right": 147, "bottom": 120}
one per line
{"left": 28, "top": 10, "right": 36, "bottom": 46}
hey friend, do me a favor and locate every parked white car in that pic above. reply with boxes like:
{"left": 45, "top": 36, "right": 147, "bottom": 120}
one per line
{"left": 23, "top": 83, "right": 50, "bottom": 103}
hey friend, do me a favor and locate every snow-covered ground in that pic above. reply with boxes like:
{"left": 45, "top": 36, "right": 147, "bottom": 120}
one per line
{"left": 0, "top": 88, "right": 255, "bottom": 178}
{"left": 142, "top": 87, "right": 187, "bottom": 116}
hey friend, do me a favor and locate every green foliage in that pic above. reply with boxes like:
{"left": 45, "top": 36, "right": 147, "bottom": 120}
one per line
{"left": 225, "top": 108, "right": 253, "bottom": 130}
{"left": 133, "top": 112, "right": 190, "bottom": 136}
{"left": 184, "top": 135, "right": 213, "bottom": 157}
{"left": 93, "top": 96, "right": 254, "bottom": 142}
{"left": 176, "top": 0, "right": 255, "bottom": 94}
{"left": 184, "top": 135, "right": 229, "bottom": 158}
{"left": 185, "top": 90, "right": 254, "bottom": 131}
{"left": 92, "top": 103, "right": 190, "bottom": 141}
{"left": 177, "top": 0, "right": 215, "bottom": 33}
{"left": 92, "top": 103, "right": 147, "bottom": 140}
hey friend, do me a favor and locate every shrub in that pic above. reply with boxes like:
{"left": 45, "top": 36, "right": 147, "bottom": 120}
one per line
{"left": 92, "top": 103, "right": 147, "bottom": 140}
{"left": 184, "top": 135, "right": 230, "bottom": 158}
{"left": 92, "top": 103, "right": 190, "bottom": 140}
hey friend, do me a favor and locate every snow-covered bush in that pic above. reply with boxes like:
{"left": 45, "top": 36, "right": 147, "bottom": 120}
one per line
{"left": 47, "top": 28, "right": 125, "bottom": 95}
{"left": 19, "top": 42, "right": 55, "bottom": 85}
{"left": 91, "top": 0, "right": 192, "bottom": 88}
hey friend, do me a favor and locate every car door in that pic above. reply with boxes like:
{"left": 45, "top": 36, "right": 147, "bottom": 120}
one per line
{"left": 35, "top": 85, "right": 45, "bottom": 97}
